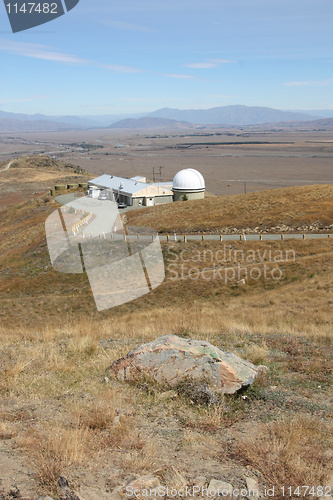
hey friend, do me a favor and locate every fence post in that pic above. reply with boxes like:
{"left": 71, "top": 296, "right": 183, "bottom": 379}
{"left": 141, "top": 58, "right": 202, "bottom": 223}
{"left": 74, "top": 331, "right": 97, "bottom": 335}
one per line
{"left": 259, "top": 234, "right": 262, "bottom": 241}
{"left": 167, "top": 234, "right": 169, "bottom": 242}
{"left": 202, "top": 235, "right": 204, "bottom": 241}
{"left": 220, "top": 235, "right": 223, "bottom": 241}
{"left": 281, "top": 234, "right": 284, "bottom": 241}
{"left": 184, "top": 235, "right": 187, "bottom": 243}
{"left": 303, "top": 234, "right": 306, "bottom": 240}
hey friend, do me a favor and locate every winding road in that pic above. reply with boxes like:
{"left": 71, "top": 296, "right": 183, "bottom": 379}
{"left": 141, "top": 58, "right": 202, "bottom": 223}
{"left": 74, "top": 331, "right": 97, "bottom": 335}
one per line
{"left": 0, "top": 160, "right": 14, "bottom": 173}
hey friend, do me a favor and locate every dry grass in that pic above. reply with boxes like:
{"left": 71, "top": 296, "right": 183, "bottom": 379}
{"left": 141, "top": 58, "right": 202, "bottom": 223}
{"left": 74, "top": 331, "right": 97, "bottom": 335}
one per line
{"left": 0, "top": 180, "right": 332, "bottom": 498}
{"left": 125, "top": 183, "right": 333, "bottom": 233}
{"left": 16, "top": 425, "right": 92, "bottom": 489}
{"left": 232, "top": 415, "right": 333, "bottom": 492}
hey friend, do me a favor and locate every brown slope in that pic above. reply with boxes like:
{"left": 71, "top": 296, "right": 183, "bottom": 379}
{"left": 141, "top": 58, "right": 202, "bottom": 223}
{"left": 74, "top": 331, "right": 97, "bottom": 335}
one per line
{"left": 124, "top": 184, "right": 333, "bottom": 233}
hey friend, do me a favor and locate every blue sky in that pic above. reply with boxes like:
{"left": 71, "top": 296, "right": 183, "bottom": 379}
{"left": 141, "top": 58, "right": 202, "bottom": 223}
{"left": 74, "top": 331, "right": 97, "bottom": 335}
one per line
{"left": 0, "top": 0, "right": 332, "bottom": 115}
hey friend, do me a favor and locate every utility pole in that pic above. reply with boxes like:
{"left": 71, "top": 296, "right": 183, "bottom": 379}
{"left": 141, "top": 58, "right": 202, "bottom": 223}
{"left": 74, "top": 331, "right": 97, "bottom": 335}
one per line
{"left": 153, "top": 166, "right": 164, "bottom": 182}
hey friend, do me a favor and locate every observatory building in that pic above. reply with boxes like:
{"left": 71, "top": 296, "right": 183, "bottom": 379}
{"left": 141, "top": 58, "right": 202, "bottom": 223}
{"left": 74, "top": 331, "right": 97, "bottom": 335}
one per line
{"left": 172, "top": 168, "right": 205, "bottom": 201}
{"left": 87, "top": 174, "right": 173, "bottom": 206}
{"left": 87, "top": 168, "right": 205, "bottom": 206}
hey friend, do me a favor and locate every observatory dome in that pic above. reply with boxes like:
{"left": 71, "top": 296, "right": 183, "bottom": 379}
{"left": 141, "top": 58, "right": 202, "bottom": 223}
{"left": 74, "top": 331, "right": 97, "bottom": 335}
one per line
{"left": 172, "top": 169, "right": 205, "bottom": 191}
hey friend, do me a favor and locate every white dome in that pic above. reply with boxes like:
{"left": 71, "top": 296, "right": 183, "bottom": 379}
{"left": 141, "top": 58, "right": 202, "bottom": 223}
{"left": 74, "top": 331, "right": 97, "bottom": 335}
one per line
{"left": 172, "top": 169, "right": 205, "bottom": 191}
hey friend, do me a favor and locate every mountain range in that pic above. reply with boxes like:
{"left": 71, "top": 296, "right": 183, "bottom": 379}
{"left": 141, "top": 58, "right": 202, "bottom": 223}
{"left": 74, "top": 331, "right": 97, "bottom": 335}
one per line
{"left": 1, "top": 106, "right": 333, "bottom": 132}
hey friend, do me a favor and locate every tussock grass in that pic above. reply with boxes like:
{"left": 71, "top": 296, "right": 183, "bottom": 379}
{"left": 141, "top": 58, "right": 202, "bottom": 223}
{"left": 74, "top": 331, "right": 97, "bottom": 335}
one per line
{"left": 232, "top": 415, "right": 333, "bottom": 491}
{"left": 17, "top": 425, "right": 92, "bottom": 489}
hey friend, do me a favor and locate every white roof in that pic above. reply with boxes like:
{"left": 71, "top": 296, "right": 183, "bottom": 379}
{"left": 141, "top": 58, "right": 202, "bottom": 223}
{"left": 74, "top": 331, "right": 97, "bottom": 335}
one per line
{"left": 89, "top": 174, "right": 149, "bottom": 195}
{"left": 173, "top": 169, "right": 205, "bottom": 191}
{"left": 130, "top": 176, "right": 146, "bottom": 182}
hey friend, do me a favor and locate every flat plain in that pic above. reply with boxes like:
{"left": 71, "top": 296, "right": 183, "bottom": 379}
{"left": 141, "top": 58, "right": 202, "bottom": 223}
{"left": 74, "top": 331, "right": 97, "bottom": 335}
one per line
{"left": 1, "top": 127, "right": 333, "bottom": 196}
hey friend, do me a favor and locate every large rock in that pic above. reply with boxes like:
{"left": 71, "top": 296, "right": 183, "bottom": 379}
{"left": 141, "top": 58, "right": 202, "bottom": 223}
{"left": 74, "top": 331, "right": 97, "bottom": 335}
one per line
{"left": 109, "top": 335, "right": 265, "bottom": 395}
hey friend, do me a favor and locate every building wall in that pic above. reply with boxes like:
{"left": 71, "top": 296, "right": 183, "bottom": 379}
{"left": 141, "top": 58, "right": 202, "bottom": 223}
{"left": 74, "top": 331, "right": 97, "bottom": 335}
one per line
{"left": 155, "top": 195, "right": 174, "bottom": 205}
{"left": 173, "top": 190, "right": 205, "bottom": 202}
{"left": 132, "top": 197, "right": 144, "bottom": 207}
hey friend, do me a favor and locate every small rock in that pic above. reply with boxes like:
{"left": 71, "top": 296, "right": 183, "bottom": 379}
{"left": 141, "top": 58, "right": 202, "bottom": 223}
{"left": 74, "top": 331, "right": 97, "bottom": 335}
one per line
{"left": 158, "top": 390, "right": 178, "bottom": 400}
{"left": 208, "top": 479, "right": 233, "bottom": 499}
{"left": 8, "top": 486, "right": 21, "bottom": 498}
{"left": 59, "top": 491, "right": 86, "bottom": 500}
{"left": 123, "top": 475, "right": 160, "bottom": 497}
{"left": 237, "top": 279, "right": 246, "bottom": 287}
{"left": 193, "top": 476, "right": 207, "bottom": 490}
{"left": 36, "top": 497, "right": 55, "bottom": 500}
{"left": 57, "top": 476, "right": 86, "bottom": 500}
{"left": 257, "top": 365, "right": 269, "bottom": 375}
{"left": 159, "top": 466, "right": 187, "bottom": 490}
{"left": 58, "top": 477, "right": 70, "bottom": 490}
{"left": 245, "top": 477, "right": 260, "bottom": 497}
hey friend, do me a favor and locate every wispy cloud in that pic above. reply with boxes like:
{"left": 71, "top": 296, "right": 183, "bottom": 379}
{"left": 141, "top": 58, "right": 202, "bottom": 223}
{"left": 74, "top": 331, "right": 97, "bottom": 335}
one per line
{"left": 284, "top": 78, "right": 333, "bottom": 87}
{"left": 185, "top": 59, "right": 235, "bottom": 69}
{"left": 0, "top": 39, "right": 88, "bottom": 64}
{"left": 0, "top": 38, "right": 142, "bottom": 73}
{"left": 162, "top": 73, "right": 195, "bottom": 79}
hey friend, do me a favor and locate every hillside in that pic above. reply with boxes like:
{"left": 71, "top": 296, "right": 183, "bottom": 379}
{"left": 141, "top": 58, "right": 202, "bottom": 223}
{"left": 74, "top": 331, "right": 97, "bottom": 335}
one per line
{"left": 125, "top": 184, "right": 333, "bottom": 233}
{"left": 0, "top": 155, "right": 90, "bottom": 209}
{"left": 108, "top": 116, "right": 194, "bottom": 129}
{"left": 0, "top": 178, "right": 332, "bottom": 498}
{"left": 281, "top": 117, "right": 333, "bottom": 130}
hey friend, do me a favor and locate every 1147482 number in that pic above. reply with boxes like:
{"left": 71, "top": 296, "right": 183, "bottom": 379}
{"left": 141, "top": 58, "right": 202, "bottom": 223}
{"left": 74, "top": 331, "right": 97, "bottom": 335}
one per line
{"left": 6, "top": 3, "right": 58, "bottom": 14}
{"left": 280, "top": 486, "right": 331, "bottom": 497}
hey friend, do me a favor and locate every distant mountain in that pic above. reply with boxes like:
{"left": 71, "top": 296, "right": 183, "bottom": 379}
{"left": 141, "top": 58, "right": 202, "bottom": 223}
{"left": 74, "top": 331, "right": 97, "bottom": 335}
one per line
{"left": 278, "top": 117, "right": 333, "bottom": 129}
{"left": 147, "top": 105, "right": 321, "bottom": 125}
{"left": 293, "top": 109, "right": 333, "bottom": 119}
{"left": 0, "top": 110, "right": 146, "bottom": 131}
{"left": 108, "top": 117, "right": 194, "bottom": 129}
{"left": 0, "top": 118, "right": 78, "bottom": 132}
{"left": 0, "top": 110, "right": 93, "bottom": 128}
{"left": 1, "top": 106, "right": 332, "bottom": 133}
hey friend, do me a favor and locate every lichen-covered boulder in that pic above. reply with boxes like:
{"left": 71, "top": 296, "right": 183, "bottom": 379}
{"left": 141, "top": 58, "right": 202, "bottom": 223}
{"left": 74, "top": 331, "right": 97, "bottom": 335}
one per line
{"left": 108, "top": 335, "right": 265, "bottom": 395}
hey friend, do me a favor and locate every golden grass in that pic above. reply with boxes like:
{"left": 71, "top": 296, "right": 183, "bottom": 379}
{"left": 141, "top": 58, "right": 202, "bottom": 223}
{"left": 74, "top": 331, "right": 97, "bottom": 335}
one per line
{"left": 125, "top": 184, "right": 333, "bottom": 232}
{"left": 233, "top": 415, "right": 333, "bottom": 491}
{"left": 0, "top": 183, "right": 332, "bottom": 497}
